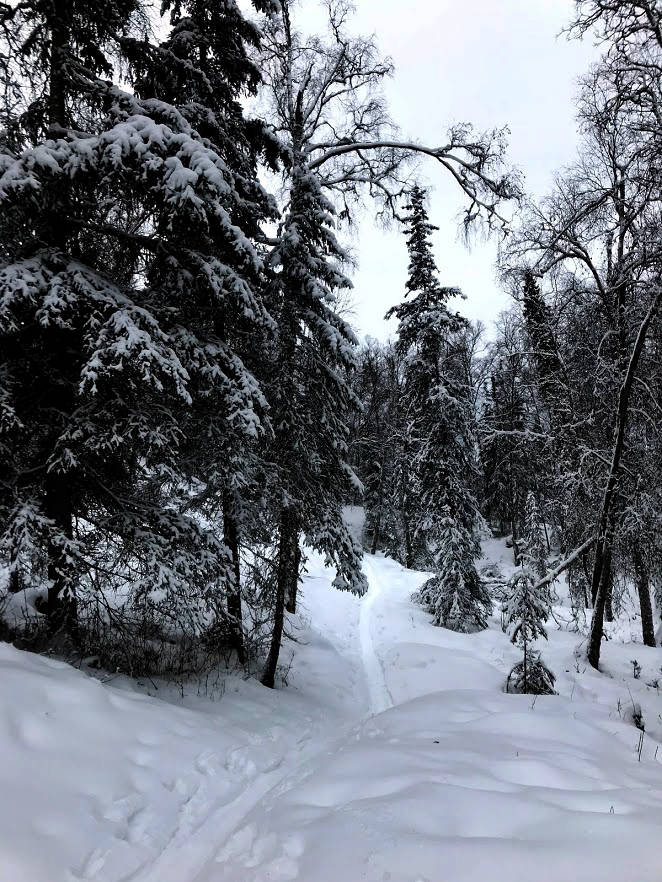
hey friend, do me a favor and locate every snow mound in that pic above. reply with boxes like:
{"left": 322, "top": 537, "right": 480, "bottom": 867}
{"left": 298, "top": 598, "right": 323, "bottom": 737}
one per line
{"left": 213, "top": 688, "right": 662, "bottom": 882}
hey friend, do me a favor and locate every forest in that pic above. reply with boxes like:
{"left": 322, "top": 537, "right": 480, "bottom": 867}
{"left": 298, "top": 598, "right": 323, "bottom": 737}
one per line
{"left": 3, "top": 2, "right": 662, "bottom": 880}
{"left": 1, "top": 0, "right": 659, "bottom": 682}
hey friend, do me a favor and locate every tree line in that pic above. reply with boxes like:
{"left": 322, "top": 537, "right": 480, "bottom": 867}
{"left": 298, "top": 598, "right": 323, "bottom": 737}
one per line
{"left": 3, "top": 0, "right": 658, "bottom": 686}
{"left": 353, "top": 1, "right": 662, "bottom": 674}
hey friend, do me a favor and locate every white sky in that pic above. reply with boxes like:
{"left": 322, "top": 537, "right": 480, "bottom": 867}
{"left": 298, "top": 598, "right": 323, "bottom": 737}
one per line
{"left": 310, "top": 0, "right": 599, "bottom": 341}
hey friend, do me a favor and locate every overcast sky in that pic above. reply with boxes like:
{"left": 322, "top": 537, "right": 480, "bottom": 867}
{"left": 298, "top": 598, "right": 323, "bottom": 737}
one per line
{"left": 301, "top": 0, "right": 598, "bottom": 341}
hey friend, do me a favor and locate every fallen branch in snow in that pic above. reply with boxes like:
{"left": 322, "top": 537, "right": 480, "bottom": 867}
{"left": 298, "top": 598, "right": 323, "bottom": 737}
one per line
{"left": 533, "top": 535, "right": 596, "bottom": 593}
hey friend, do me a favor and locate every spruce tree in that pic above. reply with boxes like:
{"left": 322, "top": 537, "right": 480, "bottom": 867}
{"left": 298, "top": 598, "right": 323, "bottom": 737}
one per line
{"left": 0, "top": 0, "right": 277, "bottom": 655}
{"left": 130, "top": 0, "right": 281, "bottom": 662}
{"left": 522, "top": 491, "right": 548, "bottom": 579}
{"left": 388, "top": 186, "right": 489, "bottom": 629}
{"left": 504, "top": 566, "right": 555, "bottom": 694}
{"left": 260, "top": 166, "right": 367, "bottom": 688}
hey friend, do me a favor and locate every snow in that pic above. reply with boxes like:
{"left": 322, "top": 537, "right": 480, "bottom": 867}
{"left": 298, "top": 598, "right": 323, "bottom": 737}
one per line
{"left": 4, "top": 536, "right": 662, "bottom": 881}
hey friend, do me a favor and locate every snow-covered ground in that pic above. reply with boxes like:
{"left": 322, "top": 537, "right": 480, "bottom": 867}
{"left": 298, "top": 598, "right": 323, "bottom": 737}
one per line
{"left": 4, "top": 537, "right": 662, "bottom": 881}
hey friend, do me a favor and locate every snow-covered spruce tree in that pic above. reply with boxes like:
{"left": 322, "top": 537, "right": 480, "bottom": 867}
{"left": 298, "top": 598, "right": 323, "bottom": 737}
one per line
{"left": 354, "top": 342, "right": 419, "bottom": 567}
{"left": 259, "top": 164, "right": 367, "bottom": 689}
{"left": 503, "top": 566, "right": 555, "bottom": 695}
{"left": 389, "top": 186, "right": 490, "bottom": 630}
{"left": 522, "top": 491, "right": 547, "bottom": 580}
{"left": 420, "top": 510, "right": 492, "bottom": 632}
{"left": 0, "top": 0, "right": 276, "bottom": 658}
{"left": 0, "top": 0, "right": 150, "bottom": 637}
{"left": 129, "top": 0, "right": 281, "bottom": 663}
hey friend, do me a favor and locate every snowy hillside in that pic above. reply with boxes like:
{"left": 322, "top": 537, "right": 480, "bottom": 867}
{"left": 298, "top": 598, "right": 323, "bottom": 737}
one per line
{"left": 3, "top": 539, "right": 662, "bottom": 882}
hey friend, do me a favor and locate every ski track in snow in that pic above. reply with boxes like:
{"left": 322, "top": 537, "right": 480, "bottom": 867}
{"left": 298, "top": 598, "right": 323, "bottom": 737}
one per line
{"left": 128, "top": 554, "right": 387, "bottom": 882}
{"left": 359, "top": 555, "right": 394, "bottom": 715}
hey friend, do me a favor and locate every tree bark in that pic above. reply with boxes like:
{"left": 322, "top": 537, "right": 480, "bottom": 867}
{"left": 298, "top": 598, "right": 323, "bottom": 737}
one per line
{"left": 285, "top": 535, "right": 300, "bottom": 614}
{"left": 261, "top": 507, "right": 296, "bottom": 689}
{"left": 44, "top": 475, "right": 77, "bottom": 640}
{"left": 633, "top": 544, "right": 656, "bottom": 648}
{"left": 370, "top": 510, "right": 382, "bottom": 556}
{"left": 402, "top": 507, "right": 414, "bottom": 569}
{"left": 223, "top": 490, "right": 245, "bottom": 665}
{"left": 601, "top": 541, "right": 614, "bottom": 623}
{"left": 48, "top": 0, "right": 68, "bottom": 134}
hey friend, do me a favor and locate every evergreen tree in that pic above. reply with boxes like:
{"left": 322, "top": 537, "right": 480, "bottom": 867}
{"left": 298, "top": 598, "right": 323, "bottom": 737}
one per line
{"left": 503, "top": 566, "right": 555, "bottom": 694}
{"left": 522, "top": 491, "right": 547, "bottom": 579}
{"left": 0, "top": 0, "right": 277, "bottom": 655}
{"left": 418, "top": 510, "right": 491, "bottom": 631}
{"left": 349, "top": 340, "right": 398, "bottom": 554}
{"left": 130, "top": 0, "right": 281, "bottom": 662}
{"left": 388, "top": 186, "right": 488, "bottom": 629}
{"left": 260, "top": 165, "right": 367, "bottom": 688}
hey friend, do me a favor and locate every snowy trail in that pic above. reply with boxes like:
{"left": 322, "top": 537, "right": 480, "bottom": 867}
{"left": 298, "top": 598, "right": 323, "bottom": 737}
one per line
{"left": 132, "top": 554, "right": 390, "bottom": 882}
{"left": 126, "top": 556, "right": 382, "bottom": 882}
{"left": 359, "top": 555, "right": 394, "bottom": 715}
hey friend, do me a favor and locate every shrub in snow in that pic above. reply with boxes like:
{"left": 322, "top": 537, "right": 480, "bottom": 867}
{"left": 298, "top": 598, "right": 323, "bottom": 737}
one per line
{"left": 506, "top": 651, "right": 556, "bottom": 695}
{"left": 503, "top": 566, "right": 555, "bottom": 694}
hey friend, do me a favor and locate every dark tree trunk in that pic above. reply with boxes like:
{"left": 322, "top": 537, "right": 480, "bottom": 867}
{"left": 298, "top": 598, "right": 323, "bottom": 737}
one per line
{"left": 369, "top": 454, "right": 386, "bottom": 555}
{"left": 44, "top": 476, "right": 77, "bottom": 640}
{"left": 602, "top": 543, "right": 614, "bottom": 623}
{"left": 285, "top": 535, "right": 300, "bottom": 614}
{"left": 223, "top": 491, "right": 245, "bottom": 665}
{"left": 403, "top": 509, "right": 413, "bottom": 569}
{"left": 588, "top": 292, "right": 661, "bottom": 669}
{"left": 261, "top": 507, "right": 296, "bottom": 689}
{"left": 48, "top": 0, "right": 68, "bottom": 135}
{"left": 633, "top": 544, "right": 656, "bottom": 648}
{"left": 8, "top": 568, "right": 22, "bottom": 594}
{"left": 370, "top": 511, "right": 381, "bottom": 556}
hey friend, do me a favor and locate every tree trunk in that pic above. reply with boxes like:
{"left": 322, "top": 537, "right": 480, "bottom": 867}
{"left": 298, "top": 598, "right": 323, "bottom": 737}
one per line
{"left": 370, "top": 510, "right": 381, "bottom": 556}
{"left": 8, "top": 567, "right": 22, "bottom": 594}
{"left": 370, "top": 454, "right": 386, "bottom": 555}
{"left": 223, "top": 490, "right": 245, "bottom": 665}
{"left": 588, "top": 291, "right": 661, "bottom": 669}
{"left": 601, "top": 539, "right": 614, "bottom": 623}
{"left": 285, "top": 535, "right": 300, "bottom": 614}
{"left": 48, "top": 0, "right": 68, "bottom": 135}
{"left": 633, "top": 544, "right": 656, "bottom": 648}
{"left": 44, "top": 476, "right": 77, "bottom": 640}
{"left": 261, "top": 508, "right": 296, "bottom": 688}
{"left": 403, "top": 510, "right": 414, "bottom": 569}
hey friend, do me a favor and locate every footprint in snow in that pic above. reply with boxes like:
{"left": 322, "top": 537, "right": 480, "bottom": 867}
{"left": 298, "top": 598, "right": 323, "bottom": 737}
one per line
{"left": 71, "top": 847, "right": 108, "bottom": 880}
{"left": 195, "top": 749, "right": 221, "bottom": 776}
{"left": 218, "top": 826, "right": 302, "bottom": 881}
{"left": 225, "top": 746, "right": 258, "bottom": 778}
{"left": 95, "top": 791, "right": 149, "bottom": 842}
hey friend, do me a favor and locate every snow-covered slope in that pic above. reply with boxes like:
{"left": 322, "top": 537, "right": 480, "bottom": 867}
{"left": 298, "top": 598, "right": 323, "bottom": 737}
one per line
{"left": 3, "top": 541, "right": 662, "bottom": 881}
